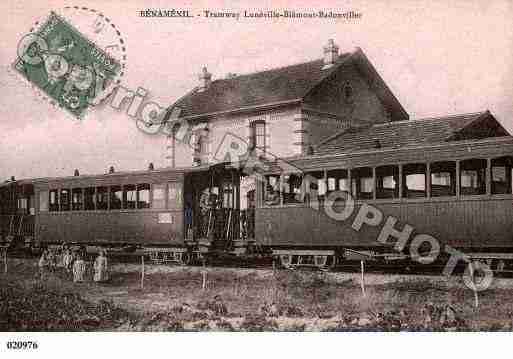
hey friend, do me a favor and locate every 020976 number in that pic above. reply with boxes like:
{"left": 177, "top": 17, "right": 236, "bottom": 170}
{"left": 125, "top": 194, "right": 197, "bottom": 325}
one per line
{"left": 6, "top": 341, "right": 38, "bottom": 350}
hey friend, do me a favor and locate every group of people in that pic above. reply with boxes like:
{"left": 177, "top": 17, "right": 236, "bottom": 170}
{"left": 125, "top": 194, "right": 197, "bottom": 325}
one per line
{"left": 38, "top": 245, "right": 109, "bottom": 283}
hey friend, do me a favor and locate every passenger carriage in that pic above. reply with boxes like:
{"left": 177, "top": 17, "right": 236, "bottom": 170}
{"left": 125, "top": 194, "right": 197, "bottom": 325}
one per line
{"left": 255, "top": 112, "right": 513, "bottom": 271}
{"left": 0, "top": 163, "right": 254, "bottom": 263}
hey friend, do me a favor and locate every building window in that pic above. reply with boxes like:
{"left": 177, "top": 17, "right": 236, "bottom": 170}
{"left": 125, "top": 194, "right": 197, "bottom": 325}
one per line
{"left": 376, "top": 165, "right": 399, "bottom": 199}
{"left": 403, "top": 163, "right": 426, "bottom": 198}
{"left": 110, "top": 185, "right": 122, "bottom": 210}
{"left": 137, "top": 184, "right": 150, "bottom": 209}
{"left": 193, "top": 131, "right": 208, "bottom": 165}
{"left": 250, "top": 120, "right": 266, "bottom": 150}
{"left": 123, "top": 185, "right": 137, "bottom": 209}
{"left": 460, "top": 159, "right": 486, "bottom": 196}
{"left": 491, "top": 156, "right": 513, "bottom": 195}
{"left": 431, "top": 161, "right": 456, "bottom": 197}
{"left": 72, "top": 188, "right": 83, "bottom": 210}
{"left": 343, "top": 82, "right": 354, "bottom": 103}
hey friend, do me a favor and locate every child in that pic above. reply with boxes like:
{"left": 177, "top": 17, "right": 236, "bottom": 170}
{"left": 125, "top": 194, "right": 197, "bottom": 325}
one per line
{"left": 93, "top": 250, "right": 109, "bottom": 282}
{"left": 38, "top": 250, "right": 49, "bottom": 280}
{"left": 73, "top": 253, "right": 86, "bottom": 283}
{"left": 63, "top": 248, "right": 73, "bottom": 273}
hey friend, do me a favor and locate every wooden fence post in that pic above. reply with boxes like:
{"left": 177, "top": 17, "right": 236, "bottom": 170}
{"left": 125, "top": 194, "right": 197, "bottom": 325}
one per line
{"left": 202, "top": 261, "right": 207, "bottom": 290}
{"left": 360, "top": 260, "right": 366, "bottom": 297}
{"left": 140, "top": 255, "right": 145, "bottom": 289}
{"left": 469, "top": 262, "right": 479, "bottom": 309}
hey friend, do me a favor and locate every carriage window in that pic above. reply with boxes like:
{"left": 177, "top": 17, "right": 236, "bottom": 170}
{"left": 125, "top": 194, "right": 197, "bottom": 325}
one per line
{"left": 283, "top": 174, "right": 303, "bottom": 204}
{"left": 72, "top": 188, "right": 83, "bottom": 210}
{"left": 460, "top": 159, "right": 486, "bottom": 196}
{"left": 491, "top": 156, "right": 513, "bottom": 195}
{"left": 376, "top": 166, "right": 399, "bottom": 199}
{"left": 305, "top": 171, "right": 326, "bottom": 203}
{"left": 39, "top": 191, "right": 49, "bottom": 212}
{"left": 96, "top": 186, "right": 108, "bottom": 210}
{"left": 431, "top": 161, "right": 456, "bottom": 197}
{"left": 110, "top": 185, "right": 122, "bottom": 210}
{"left": 152, "top": 184, "right": 166, "bottom": 209}
{"left": 222, "top": 183, "right": 234, "bottom": 208}
{"left": 60, "top": 189, "right": 70, "bottom": 211}
{"left": 168, "top": 183, "right": 182, "bottom": 209}
{"left": 49, "top": 190, "right": 59, "bottom": 211}
{"left": 327, "top": 169, "right": 349, "bottom": 193}
{"left": 123, "top": 185, "right": 136, "bottom": 209}
{"left": 84, "top": 187, "right": 95, "bottom": 210}
{"left": 137, "top": 184, "right": 150, "bottom": 209}
{"left": 403, "top": 163, "right": 427, "bottom": 198}
{"left": 352, "top": 167, "right": 373, "bottom": 200}
{"left": 263, "top": 175, "right": 280, "bottom": 206}
{"left": 18, "top": 198, "right": 28, "bottom": 213}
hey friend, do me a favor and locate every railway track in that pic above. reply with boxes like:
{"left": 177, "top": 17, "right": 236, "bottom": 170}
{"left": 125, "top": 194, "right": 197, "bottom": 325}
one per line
{"left": 6, "top": 246, "right": 513, "bottom": 279}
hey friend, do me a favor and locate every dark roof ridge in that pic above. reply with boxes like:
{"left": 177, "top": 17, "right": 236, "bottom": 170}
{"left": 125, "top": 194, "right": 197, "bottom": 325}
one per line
{"left": 372, "top": 110, "right": 490, "bottom": 128}
{"left": 316, "top": 122, "right": 374, "bottom": 147}
{"left": 208, "top": 53, "right": 352, "bottom": 83}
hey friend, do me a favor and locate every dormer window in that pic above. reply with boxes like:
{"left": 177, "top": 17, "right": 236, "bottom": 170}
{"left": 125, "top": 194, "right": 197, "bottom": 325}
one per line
{"left": 250, "top": 120, "right": 266, "bottom": 150}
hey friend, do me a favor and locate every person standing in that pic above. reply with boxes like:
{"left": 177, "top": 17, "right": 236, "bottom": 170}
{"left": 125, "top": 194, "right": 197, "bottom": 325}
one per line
{"left": 62, "top": 248, "right": 73, "bottom": 273}
{"left": 73, "top": 253, "right": 86, "bottom": 283}
{"left": 93, "top": 250, "right": 109, "bottom": 282}
{"left": 184, "top": 202, "right": 193, "bottom": 240}
{"left": 38, "top": 250, "right": 49, "bottom": 281}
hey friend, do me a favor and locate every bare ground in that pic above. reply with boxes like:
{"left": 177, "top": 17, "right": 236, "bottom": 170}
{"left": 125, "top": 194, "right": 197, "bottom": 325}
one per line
{"left": 2, "top": 258, "right": 513, "bottom": 331}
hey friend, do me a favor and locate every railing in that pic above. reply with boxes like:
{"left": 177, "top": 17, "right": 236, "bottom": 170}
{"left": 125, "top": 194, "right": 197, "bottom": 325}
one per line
{"left": 0, "top": 215, "right": 35, "bottom": 238}
{"left": 191, "top": 208, "right": 255, "bottom": 242}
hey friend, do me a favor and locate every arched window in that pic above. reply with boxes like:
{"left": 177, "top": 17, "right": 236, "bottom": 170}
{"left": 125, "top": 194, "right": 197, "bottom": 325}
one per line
{"left": 250, "top": 120, "right": 266, "bottom": 150}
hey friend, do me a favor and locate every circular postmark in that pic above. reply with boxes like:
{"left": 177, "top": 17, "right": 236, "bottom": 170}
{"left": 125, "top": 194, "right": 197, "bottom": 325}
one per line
{"left": 13, "top": 6, "right": 127, "bottom": 118}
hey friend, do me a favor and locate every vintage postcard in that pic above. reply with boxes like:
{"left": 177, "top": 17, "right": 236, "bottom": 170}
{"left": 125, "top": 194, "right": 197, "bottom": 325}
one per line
{"left": 1, "top": 0, "right": 512, "bottom": 357}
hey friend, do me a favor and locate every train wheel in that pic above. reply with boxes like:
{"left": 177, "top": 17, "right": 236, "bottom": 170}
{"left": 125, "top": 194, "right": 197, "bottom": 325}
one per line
{"left": 497, "top": 260, "right": 505, "bottom": 273}
{"left": 314, "top": 255, "right": 328, "bottom": 268}
{"left": 181, "top": 253, "right": 192, "bottom": 266}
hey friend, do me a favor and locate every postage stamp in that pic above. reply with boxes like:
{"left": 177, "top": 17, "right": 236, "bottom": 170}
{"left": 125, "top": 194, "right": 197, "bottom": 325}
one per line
{"left": 14, "top": 11, "right": 122, "bottom": 118}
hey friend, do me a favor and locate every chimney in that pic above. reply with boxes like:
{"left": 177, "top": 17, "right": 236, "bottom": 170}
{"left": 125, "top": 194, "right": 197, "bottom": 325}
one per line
{"left": 197, "top": 66, "right": 212, "bottom": 92}
{"left": 74, "top": 169, "right": 80, "bottom": 176}
{"left": 322, "top": 39, "right": 339, "bottom": 70}
{"left": 109, "top": 166, "right": 115, "bottom": 174}
{"left": 148, "top": 162, "right": 154, "bottom": 171}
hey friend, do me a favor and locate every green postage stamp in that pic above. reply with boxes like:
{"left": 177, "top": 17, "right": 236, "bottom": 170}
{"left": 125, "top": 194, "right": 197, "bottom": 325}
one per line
{"left": 14, "top": 12, "right": 121, "bottom": 118}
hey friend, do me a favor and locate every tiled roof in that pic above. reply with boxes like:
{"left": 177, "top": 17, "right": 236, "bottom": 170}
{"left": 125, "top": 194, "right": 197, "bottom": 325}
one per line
{"left": 172, "top": 55, "right": 352, "bottom": 118}
{"left": 315, "top": 111, "right": 508, "bottom": 156}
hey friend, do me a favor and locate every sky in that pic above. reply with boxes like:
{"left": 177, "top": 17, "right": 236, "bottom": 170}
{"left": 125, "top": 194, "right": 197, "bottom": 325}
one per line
{"left": 0, "top": 0, "right": 512, "bottom": 180}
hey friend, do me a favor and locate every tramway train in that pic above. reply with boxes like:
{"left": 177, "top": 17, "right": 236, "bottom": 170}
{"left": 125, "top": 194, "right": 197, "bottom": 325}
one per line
{"left": 1, "top": 114, "right": 513, "bottom": 271}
